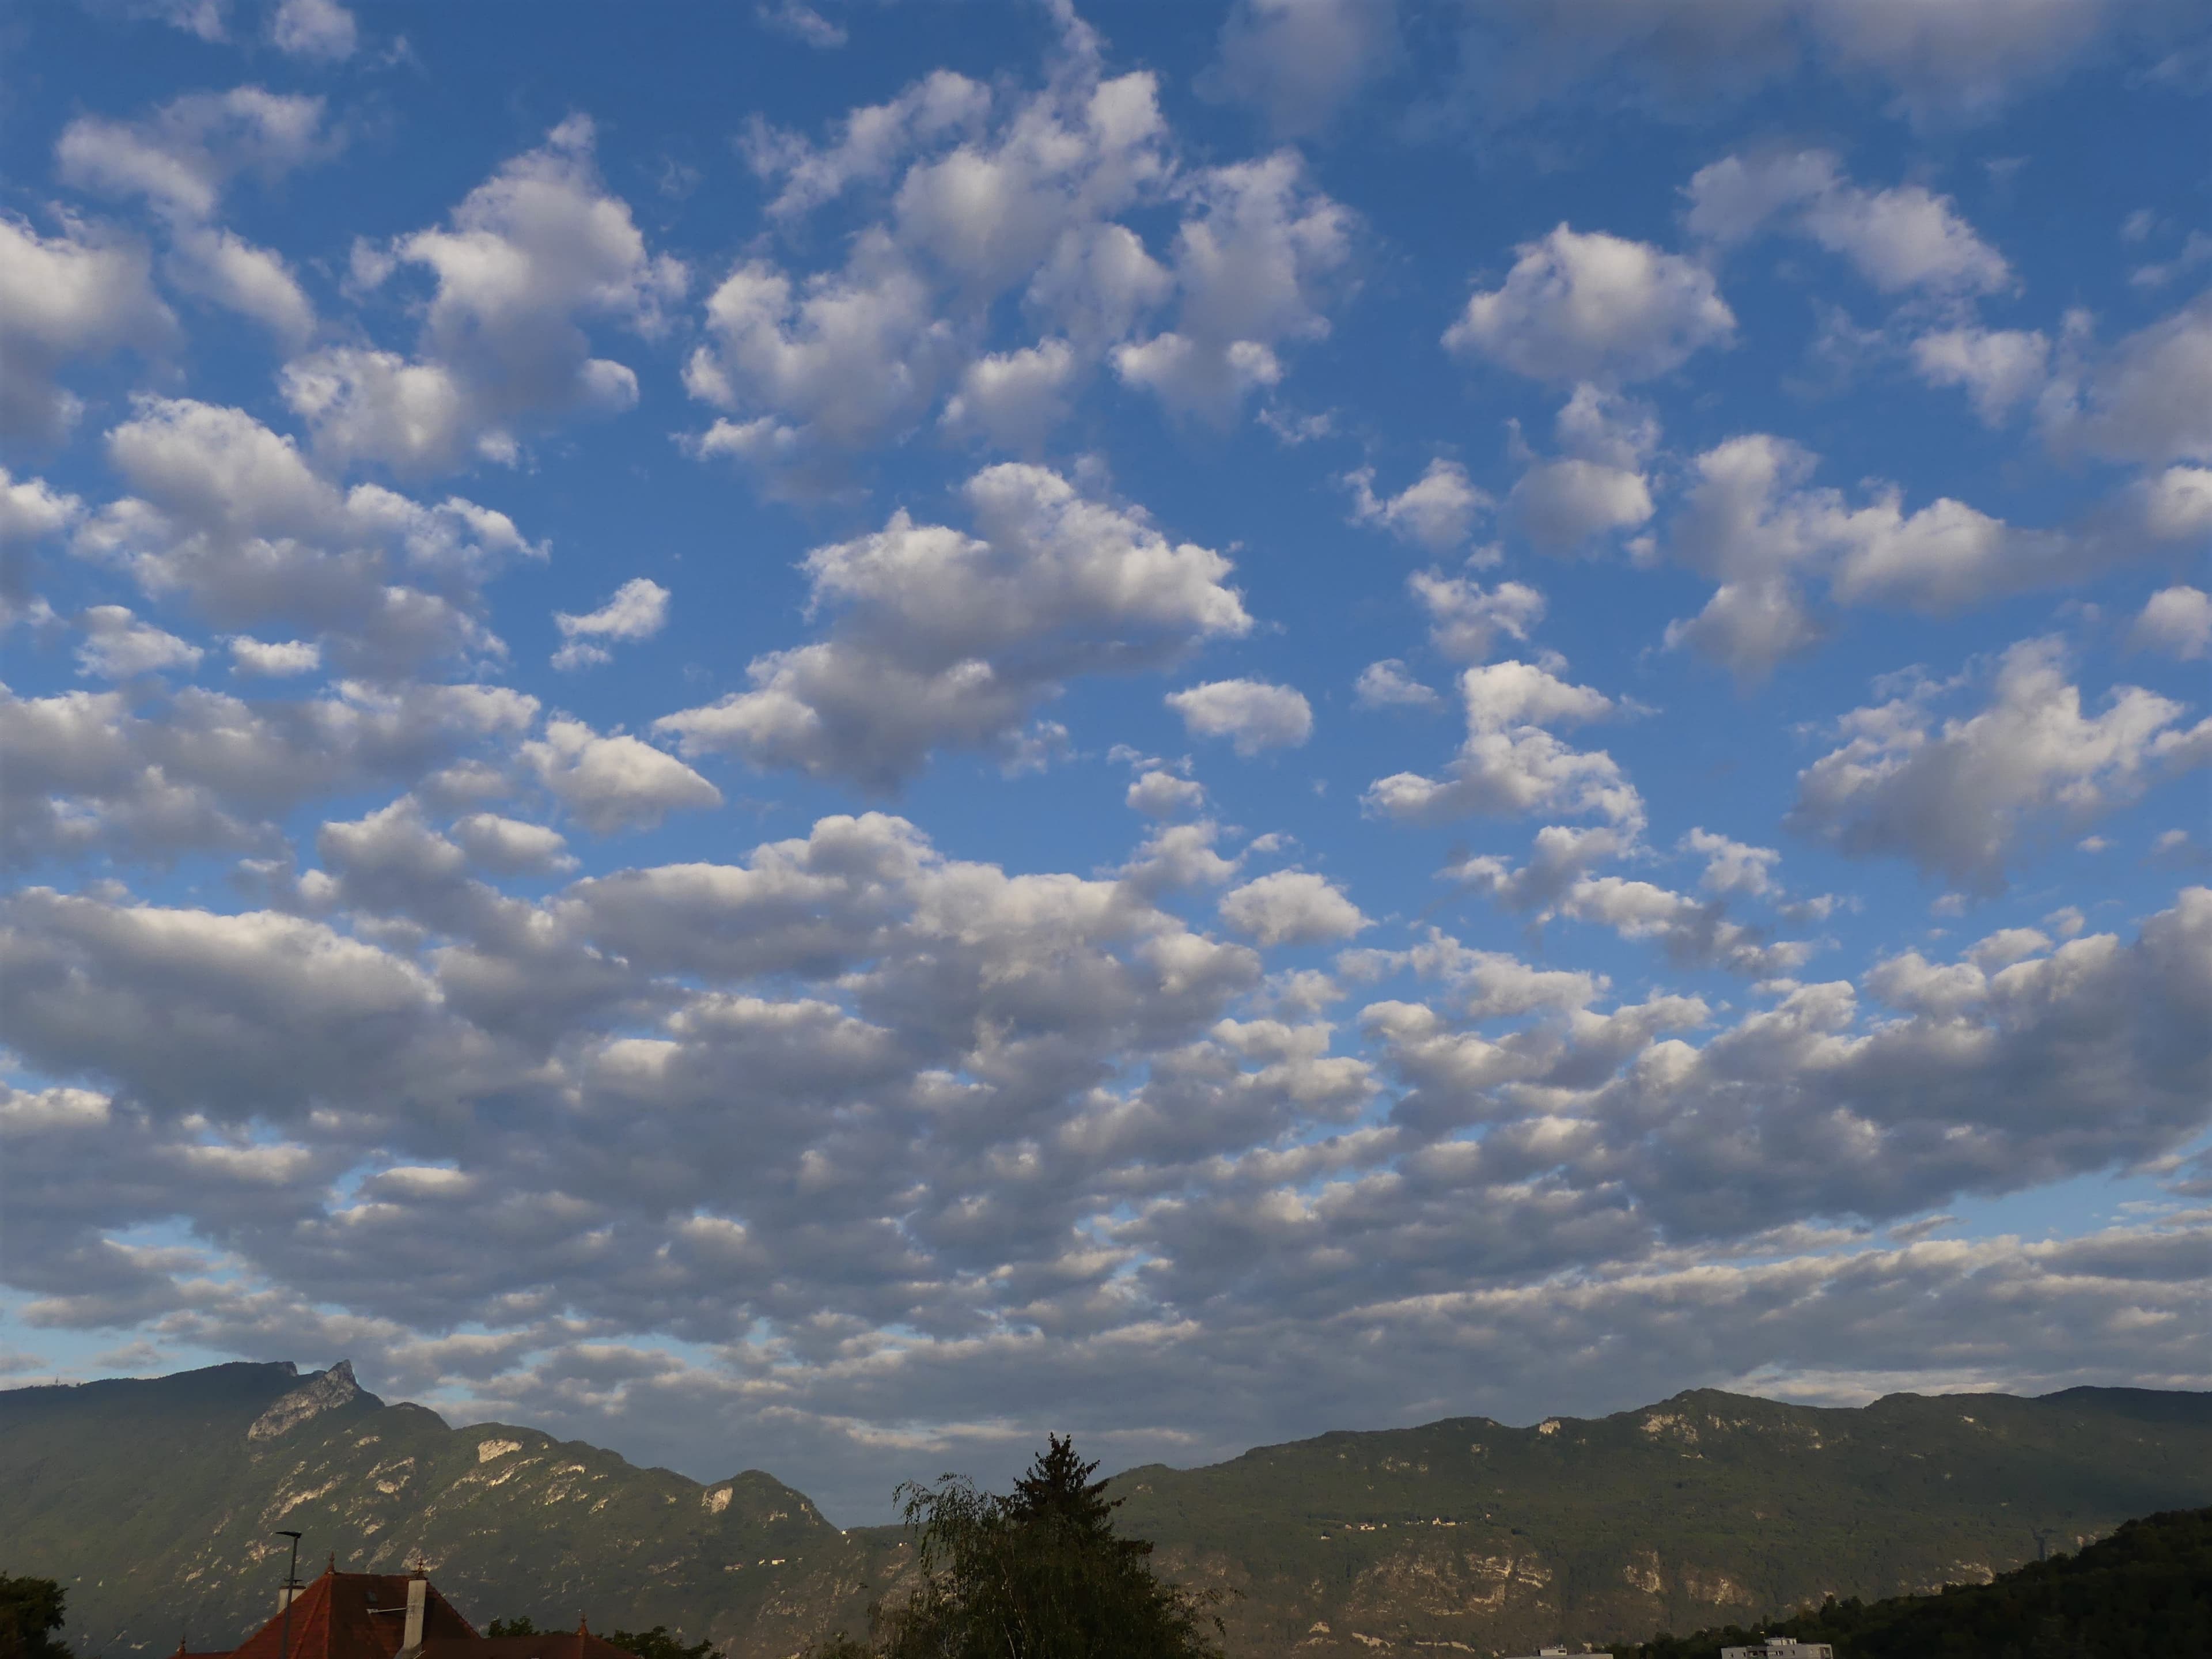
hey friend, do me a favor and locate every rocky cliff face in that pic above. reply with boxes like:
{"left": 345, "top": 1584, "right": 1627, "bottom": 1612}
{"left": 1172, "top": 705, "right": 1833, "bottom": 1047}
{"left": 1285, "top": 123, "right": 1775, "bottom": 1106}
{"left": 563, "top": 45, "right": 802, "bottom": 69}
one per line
{"left": 6, "top": 1365, "right": 2210, "bottom": 1659}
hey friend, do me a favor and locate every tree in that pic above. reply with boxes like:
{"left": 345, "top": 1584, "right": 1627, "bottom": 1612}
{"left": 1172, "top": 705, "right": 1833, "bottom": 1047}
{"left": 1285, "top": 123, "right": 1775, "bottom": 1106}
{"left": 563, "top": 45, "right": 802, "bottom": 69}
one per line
{"left": 605, "top": 1626, "right": 721, "bottom": 1659}
{"left": 812, "top": 1434, "right": 1226, "bottom": 1659}
{"left": 0, "top": 1577, "right": 70, "bottom": 1659}
{"left": 484, "top": 1620, "right": 539, "bottom": 1639}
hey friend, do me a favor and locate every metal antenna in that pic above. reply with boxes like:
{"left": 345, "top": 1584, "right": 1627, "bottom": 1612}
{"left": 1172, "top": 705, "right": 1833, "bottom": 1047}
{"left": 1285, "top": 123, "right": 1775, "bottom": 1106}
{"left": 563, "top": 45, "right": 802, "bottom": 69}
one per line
{"left": 274, "top": 1531, "right": 304, "bottom": 1659}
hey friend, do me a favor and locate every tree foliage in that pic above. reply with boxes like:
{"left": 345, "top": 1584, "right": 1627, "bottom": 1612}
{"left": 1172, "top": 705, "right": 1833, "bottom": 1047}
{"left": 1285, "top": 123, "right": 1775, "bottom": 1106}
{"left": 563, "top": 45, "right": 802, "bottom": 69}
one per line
{"left": 486, "top": 1613, "right": 719, "bottom": 1659}
{"left": 0, "top": 1577, "right": 70, "bottom": 1659}
{"left": 810, "top": 1435, "right": 1227, "bottom": 1659}
{"left": 1613, "top": 1505, "right": 2212, "bottom": 1659}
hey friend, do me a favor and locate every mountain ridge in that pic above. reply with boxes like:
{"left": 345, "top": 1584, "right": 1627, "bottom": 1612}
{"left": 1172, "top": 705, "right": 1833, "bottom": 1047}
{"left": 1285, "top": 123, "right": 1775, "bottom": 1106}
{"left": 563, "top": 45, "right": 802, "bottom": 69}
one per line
{"left": 6, "top": 1363, "right": 2210, "bottom": 1658}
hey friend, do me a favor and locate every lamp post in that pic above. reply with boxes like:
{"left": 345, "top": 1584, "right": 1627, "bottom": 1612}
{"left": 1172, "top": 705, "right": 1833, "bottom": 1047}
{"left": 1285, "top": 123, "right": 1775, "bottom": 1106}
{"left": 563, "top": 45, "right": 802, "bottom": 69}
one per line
{"left": 274, "top": 1532, "right": 303, "bottom": 1659}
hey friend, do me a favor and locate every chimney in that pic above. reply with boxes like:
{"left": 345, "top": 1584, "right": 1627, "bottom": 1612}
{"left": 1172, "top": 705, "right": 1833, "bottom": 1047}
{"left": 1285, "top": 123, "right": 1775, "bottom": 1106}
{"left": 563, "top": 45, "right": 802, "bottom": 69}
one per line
{"left": 403, "top": 1573, "right": 429, "bottom": 1651}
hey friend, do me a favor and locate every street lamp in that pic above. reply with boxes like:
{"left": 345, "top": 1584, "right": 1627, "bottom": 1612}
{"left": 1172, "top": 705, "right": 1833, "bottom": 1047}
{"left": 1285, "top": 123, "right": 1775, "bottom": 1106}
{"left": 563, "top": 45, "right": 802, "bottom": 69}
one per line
{"left": 273, "top": 1532, "right": 304, "bottom": 1659}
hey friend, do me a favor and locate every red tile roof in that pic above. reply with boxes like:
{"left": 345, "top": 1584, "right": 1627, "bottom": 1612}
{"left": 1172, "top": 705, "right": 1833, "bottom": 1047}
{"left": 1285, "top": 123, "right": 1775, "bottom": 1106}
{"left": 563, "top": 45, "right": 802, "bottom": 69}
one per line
{"left": 221, "top": 1570, "right": 479, "bottom": 1659}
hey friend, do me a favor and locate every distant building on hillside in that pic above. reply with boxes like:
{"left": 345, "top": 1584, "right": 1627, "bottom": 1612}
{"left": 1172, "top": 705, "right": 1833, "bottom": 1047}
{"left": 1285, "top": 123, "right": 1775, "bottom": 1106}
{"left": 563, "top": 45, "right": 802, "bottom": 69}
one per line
{"left": 183, "top": 1564, "right": 642, "bottom": 1659}
{"left": 1501, "top": 1647, "right": 1612, "bottom": 1657}
{"left": 1720, "top": 1641, "right": 1835, "bottom": 1659}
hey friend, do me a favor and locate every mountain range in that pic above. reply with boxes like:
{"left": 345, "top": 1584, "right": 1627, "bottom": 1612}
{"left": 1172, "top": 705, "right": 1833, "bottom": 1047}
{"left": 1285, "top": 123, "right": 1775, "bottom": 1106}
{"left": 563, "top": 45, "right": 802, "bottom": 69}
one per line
{"left": 5, "top": 1362, "right": 2210, "bottom": 1657}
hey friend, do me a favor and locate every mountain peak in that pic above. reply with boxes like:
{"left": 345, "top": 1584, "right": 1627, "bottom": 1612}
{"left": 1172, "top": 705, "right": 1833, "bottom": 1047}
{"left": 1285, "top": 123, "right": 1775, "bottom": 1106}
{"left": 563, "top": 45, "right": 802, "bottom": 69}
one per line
{"left": 247, "top": 1359, "right": 375, "bottom": 1442}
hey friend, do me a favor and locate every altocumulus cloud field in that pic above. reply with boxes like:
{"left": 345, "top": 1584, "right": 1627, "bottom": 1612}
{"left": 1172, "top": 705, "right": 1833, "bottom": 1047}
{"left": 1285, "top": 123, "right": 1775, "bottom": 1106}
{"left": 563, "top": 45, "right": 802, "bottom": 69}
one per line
{"left": 2, "top": 0, "right": 2209, "bottom": 1524}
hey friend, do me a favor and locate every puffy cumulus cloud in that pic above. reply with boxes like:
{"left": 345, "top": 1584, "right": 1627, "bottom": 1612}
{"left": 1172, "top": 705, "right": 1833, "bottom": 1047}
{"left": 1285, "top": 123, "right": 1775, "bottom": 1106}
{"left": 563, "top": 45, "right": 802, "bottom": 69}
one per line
{"left": 1165, "top": 678, "right": 1313, "bottom": 755}
{"left": 0, "top": 677, "right": 536, "bottom": 868}
{"left": 1126, "top": 768, "right": 1207, "bottom": 819}
{"left": 692, "top": 49, "right": 1175, "bottom": 472}
{"left": 552, "top": 577, "right": 671, "bottom": 672}
{"left": 226, "top": 636, "right": 321, "bottom": 677}
{"left": 74, "top": 605, "right": 204, "bottom": 680}
{"left": 1408, "top": 571, "right": 1545, "bottom": 664}
{"left": 1219, "top": 869, "right": 1369, "bottom": 946}
{"left": 657, "top": 465, "right": 1250, "bottom": 789}
{"left": 0, "top": 215, "right": 176, "bottom": 444}
{"left": 56, "top": 86, "right": 331, "bottom": 346}
{"left": 707, "top": 36, "right": 1355, "bottom": 467}
{"left": 1444, "top": 224, "right": 1734, "bottom": 386}
{"left": 1451, "top": 0, "right": 2127, "bottom": 125}
{"left": 1210, "top": 0, "right": 1400, "bottom": 137}
{"left": 1911, "top": 325, "right": 2051, "bottom": 425}
{"left": 1106, "top": 150, "right": 1355, "bottom": 425}
{"left": 284, "top": 119, "right": 685, "bottom": 474}
{"left": 1680, "top": 827, "right": 1780, "bottom": 897}
{"left": 2039, "top": 291, "right": 2212, "bottom": 467}
{"left": 1685, "top": 149, "right": 2012, "bottom": 295}
{"left": 269, "top": 0, "right": 357, "bottom": 59}
{"left": 1353, "top": 658, "right": 1442, "bottom": 711}
{"left": 2129, "top": 586, "right": 2212, "bottom": 660}
{"left": 56, "top": 86, "right": 331, "bottom": 221}
{"left": 1364, "top": 661, "right": 1642, "bottom": 827}
{"left": 518, "top": 718, "right": 722, "bottom": 836}
{"left": 1, "top": 469, "right": 85, "bottom": 622}
{"left": 1509, "top": 383, "right": 1658, "bottom": 555}
{"left": 1344, "top": 458, "right": 1488, "bottom": 552}
{"left": 1790, "top": 637, "right": 2212, "bottom": 891}
{"left": 1662, "top": 434, "right": 2212, "bottom": 678}
{"left": 74, "top": 398, "right": 543, "bottom": 676}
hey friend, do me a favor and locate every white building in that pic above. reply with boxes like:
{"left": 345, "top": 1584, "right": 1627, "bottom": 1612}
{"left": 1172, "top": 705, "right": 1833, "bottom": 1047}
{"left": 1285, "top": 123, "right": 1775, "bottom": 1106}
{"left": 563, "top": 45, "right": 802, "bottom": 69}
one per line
{"left": 1720, "top": 1641, "right": 1835, "bottom": 1659}
{"left": 1501, "top": 1648, "right": 1613, "bottom": 1658}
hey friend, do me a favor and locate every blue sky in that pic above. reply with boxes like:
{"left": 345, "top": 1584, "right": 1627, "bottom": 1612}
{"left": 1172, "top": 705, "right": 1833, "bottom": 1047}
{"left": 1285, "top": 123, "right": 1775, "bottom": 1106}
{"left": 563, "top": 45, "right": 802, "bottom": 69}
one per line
{"left": 2, "top": 0, "right": 2208, "bottom": 1523}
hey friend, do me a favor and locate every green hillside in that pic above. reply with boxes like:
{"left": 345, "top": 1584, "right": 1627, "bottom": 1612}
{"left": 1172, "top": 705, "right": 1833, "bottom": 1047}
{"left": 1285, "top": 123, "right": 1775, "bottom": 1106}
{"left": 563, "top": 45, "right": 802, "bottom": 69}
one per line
{"left": 1093, "top": 1386, "right": 2212, "bottom": 1655}
{"left": 5, "top": 1364, "right": 2210, "bottom": 1659}
{"left": 0, "top": 1362, "right": 904, "bottom": 1659}
{"left": 1614, "top": 1503, "right": 2212, "bottom": 1658}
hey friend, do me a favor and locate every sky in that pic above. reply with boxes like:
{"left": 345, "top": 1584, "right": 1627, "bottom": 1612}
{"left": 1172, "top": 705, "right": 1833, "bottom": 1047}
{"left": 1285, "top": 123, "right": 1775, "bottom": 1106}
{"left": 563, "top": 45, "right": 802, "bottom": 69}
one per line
{"left": 1, "top": 0, "right": 2209, "bottom": 1526}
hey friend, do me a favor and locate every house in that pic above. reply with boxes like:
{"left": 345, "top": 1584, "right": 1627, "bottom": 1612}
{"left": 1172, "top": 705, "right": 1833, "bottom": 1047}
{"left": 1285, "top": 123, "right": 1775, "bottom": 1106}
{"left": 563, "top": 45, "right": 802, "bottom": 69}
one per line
{"left": 1719, "top": 1641, "right": 1835, "bottom": 1659}
{"left": 187, "top": 1564, "right": 642, "bottom": 1659}
{"left": 1501, "top": 1647, "right": 1613, "bottom": 1658}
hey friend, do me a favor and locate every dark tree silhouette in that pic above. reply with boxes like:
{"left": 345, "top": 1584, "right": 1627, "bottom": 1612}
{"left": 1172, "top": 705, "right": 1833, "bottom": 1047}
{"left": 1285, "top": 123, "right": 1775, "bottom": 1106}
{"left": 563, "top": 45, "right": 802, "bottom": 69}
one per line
{"left": 811, "top": 1435, "right": 1227, "bottom": 1659}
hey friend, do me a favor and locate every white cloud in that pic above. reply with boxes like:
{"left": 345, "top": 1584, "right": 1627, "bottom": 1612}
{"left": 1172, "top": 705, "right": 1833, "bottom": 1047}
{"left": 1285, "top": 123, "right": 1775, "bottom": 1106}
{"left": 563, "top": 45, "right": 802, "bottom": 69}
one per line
{"left": 2039, "top": 291, "right": 2212, "bottom": 466}
{"left": 1911, "top": 326, "right": 2051, "bottom": 425}
{"left": 452, "top": 813, "right": 577, "bottom": 875}
{"left": 1127, "top": 770, "right": 1207, "bottom": 819}
{"left": 1509, "top": 382, "right": 1659, "bottom": 554}
{"left": 1662, "top": 434, "right": 2212, "bottom": 677}
{"left": 1219, "top": 869, "right": 1370, "bottom": 946}
{"left": 2, "top": 678, "right": 536, "bottom": 868}
{"left": 1408, "top": 573, "right": 1545, "bottom": 664}
{"left": 75, "top": 398, "right": 543, "bottom": 676}
{"left": 226, "top": 637, "right": 322, "bottom": 677}
{"left": 552, "top": 577, "right": 671, "bottom": 671}
{"left": 74, "top": 606, "right": 203, "bottom": 680}
{"left": 1353, "top": 659, "right": 1442, "bottom": 711}
{"left": 756, "top": 1, "right": 847, "bottom": 48}
{"left": 1790, "top": 637, "right": 2211, "bottom": 890}
{"left": 270, "top": 0, "right": 357, "bottom": 59}
{"left": 286, "top": 119, "right": 685, "bottom": 474}
{"left": 520, "top": 718, "right": 723, "bottom": 836}
{"left": 658, "top": 466, "right": 1251, "bottom": 789}
{"left": 1444, "top": 224, "right": 1734, "bottom": 385}
{"left": 1364, "top": 661, "right": 1642, "bottom": 827}
{"left": 1, "top": 470, "right": 84, "bottom": 620}
{"left": 1111, "top": 151, "right": 1353, "bottom": 424}
{"left": 0, "top": 215, "right": 175, "bottom": 443}
{"left": 1211, "top": 0, "right": 1400, "bottom": 137}
{"left": 1344, "top": 459, "right": 1488, "bottom": 552}
{"left": 1686, "top": 150, "right": 2012, "bottom": 295}
{"left": 1681, "top": 827, "right": 1781, "bottom": 897}
{"left": 1166, "top": 679, "right": 1314, "bottom": 755}
{"left": 55, "top": 88, "right": 328, "bottom": 345}
{"left": 2129, "top": 586, "right": 2212, "bottom": 660}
